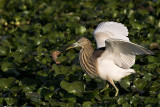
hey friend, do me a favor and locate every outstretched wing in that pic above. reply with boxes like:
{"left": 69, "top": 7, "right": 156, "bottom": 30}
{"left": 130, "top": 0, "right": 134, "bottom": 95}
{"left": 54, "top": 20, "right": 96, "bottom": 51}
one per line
{"left": 101, "top": 39, "right": 153, "bottom": 69}
{"left": 93, "top": 22, "right": 153, "bottom": 69}
{"left": 93, "top": 22, "right": 129, "bottom": 49}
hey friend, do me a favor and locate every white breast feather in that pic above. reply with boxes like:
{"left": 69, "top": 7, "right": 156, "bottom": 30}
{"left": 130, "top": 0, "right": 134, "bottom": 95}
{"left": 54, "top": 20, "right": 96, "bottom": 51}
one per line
{"left": 97, "top": 55, "right": 135, "bottom": 81}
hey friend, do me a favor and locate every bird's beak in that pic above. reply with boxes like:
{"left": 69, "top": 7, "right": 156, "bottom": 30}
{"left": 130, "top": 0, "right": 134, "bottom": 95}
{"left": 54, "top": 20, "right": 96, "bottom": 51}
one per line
{"left": 65, "top": 42, "right": 78, "bottom": 51}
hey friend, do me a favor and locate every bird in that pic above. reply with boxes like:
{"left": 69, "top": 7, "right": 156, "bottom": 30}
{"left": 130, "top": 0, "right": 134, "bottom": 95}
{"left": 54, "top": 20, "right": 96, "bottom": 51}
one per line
{"left": 65, "top": 22, "right": 153, "bottom": 96}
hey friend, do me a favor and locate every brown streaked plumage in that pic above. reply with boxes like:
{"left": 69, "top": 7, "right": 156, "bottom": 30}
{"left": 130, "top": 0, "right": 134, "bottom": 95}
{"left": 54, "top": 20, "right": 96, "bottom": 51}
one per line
{"left": 78, "top": 37, "right": 98, "bottom": 77}
{"left": 67, "top": 37, "right": 106, "bottom": 78}
{"left": 79, "top": 45, "right": 106, "bottom": 77}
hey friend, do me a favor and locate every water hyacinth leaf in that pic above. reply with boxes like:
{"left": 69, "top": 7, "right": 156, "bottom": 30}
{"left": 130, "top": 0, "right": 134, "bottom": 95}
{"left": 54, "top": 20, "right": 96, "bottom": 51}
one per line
{"left": 60, "top": 80, "right": 73, "bottom": 93}
{"left": 41, "top": 55, "right": 52, "bottom": 65}
{"left": 19, "top": 25, "right": 29, "bottom": 31}
{"left": 127, "top": 10, "right": 135, "bottom": 19}
{"left": 5, "top": 97, "right": 18, "bottom": 106}
{"left": 10, "top": 86, "right": 21, "bottom": 97}
{"left": 0, "top": 38, "right": 15, "bottom": 50}
{"left": 60, "top": 80, "right": 85, "bottom": 94}
{"left": 71, "top": 81, "right": 85, "bottom": 94}
{"left": 146, "top": 56, "right": 157, "bottom": 63}
{"left": 145, "top": 16, "right": 155, "bottom": 25}
{"left": 60, "top": 66, "right": 70, "bottom": 74}
{"left": 8, "top": 52, "right": 24, "bottom": 63}
{"left": 150, "top": 81, "right": 160, "bottom": 92}
{"left": 146, "top": 64, "right": 156, "bottom": 69}
{"left": 131, "top": 22, "right": 144, "bottom": 30}
{"left": 36, "top": 46, "right": 48, "bottom": 56}
{"left": 0, "top": 0, "right": 6, "bottom": 8}
{"left": 138, "top": 9, "right": 149, "bottom": 16}
{"left": 75, "top": 25, "right": 86, "bottom": 35}
{"left": 130, "top": 95, "right": 140, "bottom": 106}
{"left": 122, "top": 103, "right": 131, "bottom": 107}
{"left": 117, "top": 97, "right": 125, "bottom": 105}
{"left": 133, "top": 78, "right": 146, "bottom": 91}
{"left": 119, "top": 76, "right": 131, "bottom": 91}
{"left": 43, "top": 23, "right": 53, "bottom": 33}
{"left": 34, "top": 37, "right": 45, "bottom": 46}
{"left": 1, "top": 62, "right": 15, "bottom": 72}
{"left": 43, "top": 6, "right": 54, "bottom": 15}
{"left": 156, "top": 67, "right": 160, "bottom": 74}
{"left": 82, "top": 101, "right": 92, "bottom": 107}
{"left": 25, "top": 92, "right": 41, "bottom": 100}
{"left": 31, "top": 23, "right": 42, "bottom": 32}
{"left": 52, "top": 64, "right": 61, "bottom": 76}
{"left": 0, "top": 98, "right": 4, "bottom": 105}
{"left": 143, "top": 73, "right": 152, "bottom": 81}
{"left": 144, "top": 97, "right": 159, "bottom": 105}
{"left": 16, "top": 45, "right": 26, "bottom": 53}
{"left": 56, "top": 55, "right": 67, "bottom": 63}
{"left": 0, "top": 46, "right": 9, "bottom": 56}
{"left": 0, "top": 77, "right": 16, "bottom": 90}
{"left": 158, "top": 93, "right": 160, "bottom": 99}
{"left": 66, "top": 52, "right": 77, "bottom": 63}
{"left": 22, "top": 85, "right": 37, "bottom": 94}
{"left": 37, "top": 70, "right": 48, "bottom": 76}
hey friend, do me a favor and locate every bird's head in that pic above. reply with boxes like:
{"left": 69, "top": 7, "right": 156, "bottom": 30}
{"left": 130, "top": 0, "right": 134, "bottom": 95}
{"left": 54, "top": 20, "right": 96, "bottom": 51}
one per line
{"left": 66, "top": 37, "right": 90, "bottom": 50}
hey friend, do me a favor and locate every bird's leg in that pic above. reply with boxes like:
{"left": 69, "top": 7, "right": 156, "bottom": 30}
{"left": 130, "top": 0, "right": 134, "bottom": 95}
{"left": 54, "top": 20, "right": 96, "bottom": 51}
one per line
{"left": 107, "top": 77, "right": 119, "bottom": 96}
{"left": 100, "top": 83, "right": 109, "bottom": 93}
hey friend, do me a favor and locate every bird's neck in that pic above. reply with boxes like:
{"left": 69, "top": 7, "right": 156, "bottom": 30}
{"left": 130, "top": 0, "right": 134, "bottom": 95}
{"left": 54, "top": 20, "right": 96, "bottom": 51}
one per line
{"left": 81, "top": 44, "right": 94, "bottom": 56}
{"left": 79, "top": 41, "right": 98, "bottom": 77}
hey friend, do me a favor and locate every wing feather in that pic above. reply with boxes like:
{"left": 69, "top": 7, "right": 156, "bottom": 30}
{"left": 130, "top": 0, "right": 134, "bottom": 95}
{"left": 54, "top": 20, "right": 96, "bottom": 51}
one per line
{"left": 94, "top": 22, "right": 129, "bottom": 48}
{"left": 102, "top": 39, "right": 153, "bottom": 69}
{"left": 93, "top": 21, "right": 153, "bottom": 69}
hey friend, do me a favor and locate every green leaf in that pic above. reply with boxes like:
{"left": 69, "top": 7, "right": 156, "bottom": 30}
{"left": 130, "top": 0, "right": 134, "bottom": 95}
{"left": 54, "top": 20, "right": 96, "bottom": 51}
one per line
{"left": 133, "top": 78, "right": 146, "bottom": 90}
{"left": 0, "top": 0, "right": 6, "bottom": 8}
{"left": 82, "top": 101, "right": 92, "bottom": 107}
{"left": 117, "top": 97, "right": 125, "bottom": 105}
{"left": 143, "top": 73, "right": 152, "bottom": 81}
{"left": 71, "top": 81, "right": 85, "bottom": 94}
{"left": 60, "top": 80, "right": 85, "bottom": 94}
{"left": 122, "top": 102, "right": 131, "bottom": 107}
{"left": 131, "top": 22, "right": 144, "bottom": 30}
{"left": 158, "top": 93, "right": 160, "bottom": 99}
{"left": 0, "top": 77, "right": 16, "bottom": 90}
{"left": 5, "top": 97, "right": 18, "bottom": 106}
{"left": 43, "top": 23, "right": 53, "bottom": 33}
{"left": 1, "top": 62, "right": 15, "bottom": 72}
{"left": 0, "top": 97, "right": 4, "bottom": 105}
{"left": 119, "top": 76, "right": 130, "bottom": 91}
{"left": 34, "top": 37, "right": 44, "bottom": 46}
{"left": 75, "top": 25, "right": 86, "bottom": 35}
{"left": 147, "top": 56, "right": 157, "bottom": 63}
{"left": 0, "top": 46, "right": 9, "bottom": 56}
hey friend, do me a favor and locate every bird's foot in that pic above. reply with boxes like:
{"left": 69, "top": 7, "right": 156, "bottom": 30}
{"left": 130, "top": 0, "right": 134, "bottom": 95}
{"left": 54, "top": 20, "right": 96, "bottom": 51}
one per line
{"left": 100, "top": 84, "right": 109, "bottom": 93}
{"left": 114, "top": 87, "right": 119, "bottom": 96}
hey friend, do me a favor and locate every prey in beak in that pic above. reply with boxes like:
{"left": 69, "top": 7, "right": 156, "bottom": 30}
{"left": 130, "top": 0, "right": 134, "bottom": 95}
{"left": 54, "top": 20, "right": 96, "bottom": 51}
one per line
{"left": 52, "top": 42, "right": 78, "bottom": 64}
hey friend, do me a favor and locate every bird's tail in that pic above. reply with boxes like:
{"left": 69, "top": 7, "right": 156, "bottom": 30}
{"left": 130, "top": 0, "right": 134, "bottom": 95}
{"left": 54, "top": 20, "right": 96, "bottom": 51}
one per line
{"left": 117, "top": 69, "right": 135, "bottom": 81}
{"left": 127, "top": 69, "right": 135, "bottom": 74}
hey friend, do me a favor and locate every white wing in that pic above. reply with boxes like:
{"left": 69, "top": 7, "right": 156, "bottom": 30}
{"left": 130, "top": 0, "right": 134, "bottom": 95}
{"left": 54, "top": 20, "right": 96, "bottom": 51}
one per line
{"left": 93, "top": 21, "right": 153, "bottom": 69}
{"left": 93, "top": 22, "right": 129, "bottom": 49}
{"left": 101, "top": 39, "right": 153, "bottom": 69}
